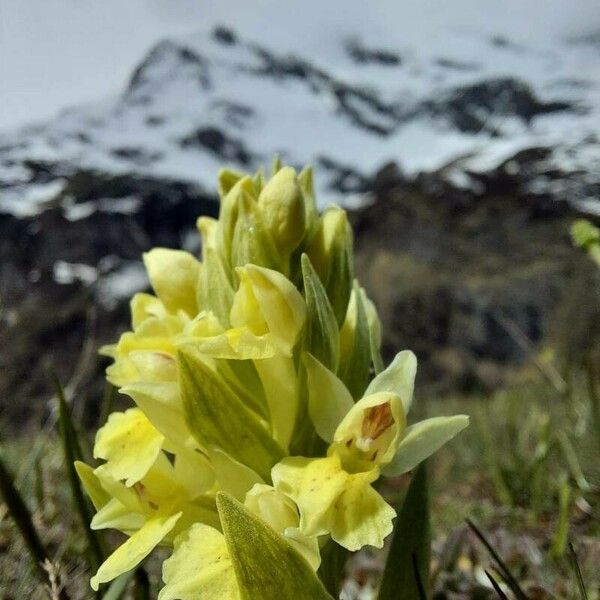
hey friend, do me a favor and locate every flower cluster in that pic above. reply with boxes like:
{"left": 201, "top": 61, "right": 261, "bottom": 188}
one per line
{"left": 78, "top": 160, "right": 468, "bottom": 596}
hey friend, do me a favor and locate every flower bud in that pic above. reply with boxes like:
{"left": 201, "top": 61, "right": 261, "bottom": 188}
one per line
{"left": 230, "top": 264, "right": 306, "bottom": 356}
{"left": 142, "top": 248, "right": 200, "bottom": 316}
{"left": 218, "top": 176, "right": 255, "bottom": 266}
{"left": 231, "top": 190, "right": 279, "bottom": 271}
{"left": 258, "top": 166, "right": 306, "bottom": 257}
{"left": 306, "top": 206, "right": 353, "bottom": 327}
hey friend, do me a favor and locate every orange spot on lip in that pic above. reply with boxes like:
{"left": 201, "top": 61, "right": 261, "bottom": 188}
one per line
{"left": 361, "top": 403, "right": 394, "bottom": 441}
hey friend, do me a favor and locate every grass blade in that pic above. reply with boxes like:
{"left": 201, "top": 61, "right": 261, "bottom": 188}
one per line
{"left": 466, "top": 518, "right": 528, "bottom": 600}
{"left": 101, "top": 570, "right": 136, "bottom": 600}
{"left": 568, "top": 542, "right": 589, "bottom": 600}
{"left": 51, "top": 370, "right": 106, "bottom": 571}
{"left": 0, "top": 448, "right": 69, "bottom": 599}
{"left": 550, "top": 477, "right": 571, "bottom": 558}
{"left": 411, "top": 553, "right": 428, "bottom": 600}
{"left": 378, "top": 462, "right": 430, "bottom": 600}
{"left": 485, "top": 570, "right": 509, "bottom": 600}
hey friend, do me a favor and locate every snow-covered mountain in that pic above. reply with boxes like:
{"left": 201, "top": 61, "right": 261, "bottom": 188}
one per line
{"left": 1, "top": 24, "right": 599, "bottom": 218}
{"left": 2, "top": 22, "right": 600, "bottom": 412}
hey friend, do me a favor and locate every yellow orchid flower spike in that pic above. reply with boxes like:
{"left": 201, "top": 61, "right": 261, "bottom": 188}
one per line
{"left": 78, "top": 159, "right": 470, "bottom": 595}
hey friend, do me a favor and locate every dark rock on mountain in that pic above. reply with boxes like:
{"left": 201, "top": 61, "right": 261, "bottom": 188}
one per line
{"left": 423, "top": 78, "right": 574, "bottom": 135}
{"left": 1, "top": 24, "right": 599, "bottom": 421}
{"left": 0, "top": 170, "right": 216, "bottom": 424}
{"left": 353, "top": 165, "right": 600, "bottom": 393}
{"left": 345, "top": 38, "right": 402, "bottom": 66}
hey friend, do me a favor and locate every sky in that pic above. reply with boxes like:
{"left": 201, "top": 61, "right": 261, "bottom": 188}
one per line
{"left": 0, "top": 0, "right": 599, "bottom": 132}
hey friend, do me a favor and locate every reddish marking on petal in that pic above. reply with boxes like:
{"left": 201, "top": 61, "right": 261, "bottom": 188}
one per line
{"left": 361, "top": 403, "right": 394, "bottom": 441}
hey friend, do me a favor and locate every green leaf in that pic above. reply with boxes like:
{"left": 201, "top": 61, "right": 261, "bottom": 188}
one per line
{"left": 301, "top": 254, "right": 340, "bottom": 372}
{"left": 217, "top": 359, "right": 269, "bottom": 421}
{"left": 0, "top": 447, "right": 52, "bottom": 588}
{"left": 383, "top": 416, "right": 469, "bottom": 477}
{"left": 324, "top": 210, "right": 353, "bottom": 328}
{"left": 377, "top": 462, "right": 430, "bottom": 600}
{"left": 179, "top": 350, "right": 284, "bottom": 481}
{"left": 198, "top": 246, "right": 235, "bottom": 327}
{"left": 216, "top": 492, "right": 334, "bottom": 600}
{"left": 339, "top": 283, "right": 371, "bottom": 400}
{"left": 571, "top": 219, "right": 600, "bottom": 249}
{"left": 365, "top": 350, "right": 417, "bottom": 414}
{"left": 52, "top": 371, "right": 105, "bottom": 571}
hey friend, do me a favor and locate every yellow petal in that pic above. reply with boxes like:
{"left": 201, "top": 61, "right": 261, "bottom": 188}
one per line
{"left": 91, "top": 513, "right": 181, "bottom": 590}
{"left": 244, "top": 484, "right": 321, "bottom": 570}
{"left": 159, "top": 523, "right": 240, "bottom": 600}
{"left": 231, "top": 265, "right": 306, "bottom": 356}
{"left": 74, "top": 461, "right": 110, "bottom": 510}
{"left": 328, "top": 471, "right": 396, "bottom": 551}
{"left": 197, "top": 216, "right": 218, "bottom": 250}
{"left": 211, "top": 449, "right": 264, "bottom": 501}
{"left": 170, "top": 497, "right": 221, "bottom": 537}
{"left": 128, "top": 350, "right": 178, "bottom": 382}
{"left": 172, "top": 448, "right": 216, "bottom": 498}
{"left": 182, "top": 327, "right": 277, "bottom": 360}
{"left": 94, "top": 409, "right": 164, "bottom": 486}
{"left": 364, "top": 350, "right": 417, "bottom": 414}
{"left": 382, "top": 415, "right": 469, "bottom": 477}
{"left": 131, "top": 293, "right": 168, "bottom": 329}
{"left": 143, "top": 248, "right": 200, "bottom": 316}
{"left": 272, "top": 455, "right": 347, "bottom": 538}
{"left": 90, "top": 498, "right": 146, "bottom": 532}
{"left": 181, "top": 311, "right": 224, "bottom": 339}
{"left": 122, "top": 381, "right": 193, "bottom": 449}
{"left": 254, "top": 354, "right": 299, "bottom": 449}
{"left": 331, "top": 392, "right": 405, "bottom": 472}
{"left": 303, "top": 352, "right": 353, "bottom": 444}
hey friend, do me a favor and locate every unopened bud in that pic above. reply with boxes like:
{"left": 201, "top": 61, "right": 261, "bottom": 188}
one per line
{"left": 306, "top": 205, "right": 353, "bottom": 326}
{"left": 258, "top": 166, "right": 306, "bottom": 256}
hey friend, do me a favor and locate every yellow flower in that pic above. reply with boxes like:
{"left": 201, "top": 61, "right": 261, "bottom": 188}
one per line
{"left": 244, "top": 484, "right": 320, "bottom": 570}
{"left": 78, "top": 408, "right": 217, "bottom": 590}
{"left": 101, "top": 293, "right": 186, "bottom": 388}
{"left": 143, "top": 248, "right": 201, "bottom": 316}
{"left": 84, "top": 159, "right": 471, "bottom": 593}
{"left": 160, "top": 523, "right": 240, "bottom": 600}
{"left": 159, "top": 485, "right": 320, "bottom": 600}
{"left": 230, "top": 264, "right": 306, "bottom": 357}
{"left": 273, "top": 351, "right": 469, "bottom": 550}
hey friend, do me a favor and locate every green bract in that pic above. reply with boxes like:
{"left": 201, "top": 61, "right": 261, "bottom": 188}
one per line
{"left": 80, "top": 160, "right": 469, "bottom": 595}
